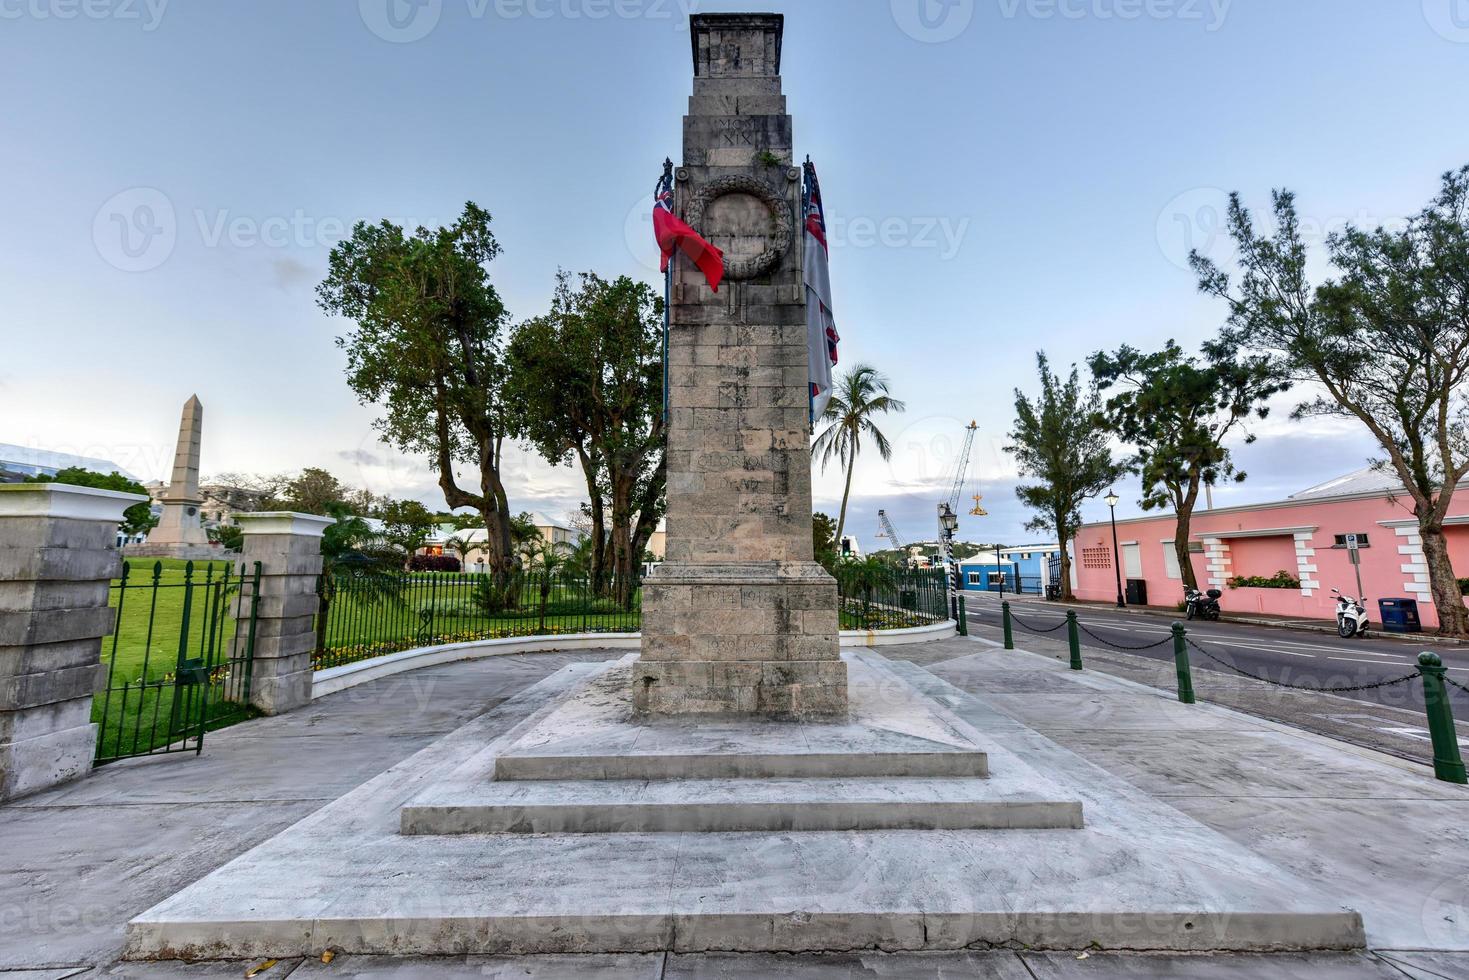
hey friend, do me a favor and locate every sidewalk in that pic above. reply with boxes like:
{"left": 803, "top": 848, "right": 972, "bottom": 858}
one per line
{"left": 1, "top": 640, "right": 1466, "bottom": 977}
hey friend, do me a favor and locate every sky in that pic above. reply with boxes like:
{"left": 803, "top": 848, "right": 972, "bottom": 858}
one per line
{"left": 2, "top": 0, "right": 1467, "bottom": 547}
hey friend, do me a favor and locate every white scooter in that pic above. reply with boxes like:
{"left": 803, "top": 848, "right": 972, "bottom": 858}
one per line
{"left": 1332, "top": 589, "right": 1369, "bottom": 639}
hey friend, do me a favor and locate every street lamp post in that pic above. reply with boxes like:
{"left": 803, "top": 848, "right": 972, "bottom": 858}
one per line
{"left": 1105, "top": 492, "right": 1125, "bottom": 609}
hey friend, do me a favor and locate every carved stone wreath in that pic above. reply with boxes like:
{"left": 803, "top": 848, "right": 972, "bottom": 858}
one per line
{"left": 684, "top": 174, "right": 793, "bottom": 281}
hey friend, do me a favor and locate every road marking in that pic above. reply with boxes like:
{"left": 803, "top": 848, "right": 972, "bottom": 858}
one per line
{"left": 1328, "top": 657, "right": 1417, "bottom": 667}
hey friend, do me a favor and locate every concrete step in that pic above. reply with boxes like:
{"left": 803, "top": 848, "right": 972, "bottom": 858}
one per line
{"left": 494, "top": 747, "right": 988, "bottom": 781}
{"left": 401, "top": 776, "right": 1082, "bottom": 834}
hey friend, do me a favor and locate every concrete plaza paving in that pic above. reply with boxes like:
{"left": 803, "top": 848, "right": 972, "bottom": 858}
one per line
{"left": 2, "top": 639, "right": 1467, "bottom": 978}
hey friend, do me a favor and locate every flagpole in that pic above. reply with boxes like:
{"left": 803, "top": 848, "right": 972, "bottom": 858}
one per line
{"left": 661, "top": 158, "right": 673, "bottom": 427}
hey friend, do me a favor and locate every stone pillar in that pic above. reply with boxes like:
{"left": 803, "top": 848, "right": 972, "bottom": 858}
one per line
{"left": 634, "top": 12, "right": 846, "bottom": 720}
{"left": 235, "top": 513, "right": 332, "bottom": 715}
{"left": 0, "top": 484, "right": 147, "bottom": 801}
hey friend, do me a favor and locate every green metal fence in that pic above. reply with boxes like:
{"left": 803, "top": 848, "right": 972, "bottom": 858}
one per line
{"left": 314, "top": 564, "right": 953, "bottom": 672}
{"left": 314, "top": 570, "right": 640, "bottom": 670}
{"left": 833, "top": 565, "right": 950, "bottom": 631}
{"left": 95, "top": 559, "right": 261, "bottom": 766}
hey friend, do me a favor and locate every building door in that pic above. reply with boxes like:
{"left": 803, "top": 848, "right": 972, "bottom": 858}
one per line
{"left": 1122, "top": 543, "right": 1143, "bottom": 580}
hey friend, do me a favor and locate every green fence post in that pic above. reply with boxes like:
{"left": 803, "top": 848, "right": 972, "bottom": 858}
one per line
{"left": 956, "top": 593, "right": 968, "bottom": 636}
{"left": 1418, "top": 652, "right": 1467, "bottom": 784}
{"left": 1172, "top": 623, "right": 1196, "bottom": 704}
{"left": 1002, "top": 601, "right": 1014, "bottom": 649}
{"left": 1066, "top": 610, "right": 1082, "bottom": 671}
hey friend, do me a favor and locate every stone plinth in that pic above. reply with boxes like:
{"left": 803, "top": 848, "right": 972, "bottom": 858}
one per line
{"left": 0, "top": 483, "right": 147, "bottom": 801}
{"left": 235, "top": 512, "right": 331, "bottom": 715}
{"left": 636, "top": 12, "right": 844, "bottom": 719}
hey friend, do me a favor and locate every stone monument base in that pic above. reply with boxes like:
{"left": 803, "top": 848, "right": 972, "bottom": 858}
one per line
{"left": 636, "top": 563, "right": 846, "bottom": 719}
{"left": 124, "top": 652, "right": 1365, "bottom": 959}
{"left": 122, "top": 543, "right": 233, "bottom": 562}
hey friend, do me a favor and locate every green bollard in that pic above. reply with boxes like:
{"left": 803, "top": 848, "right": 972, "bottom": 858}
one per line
{"left": 1418, "top": 652, "right": 1467, "bottom": 785}
{"left": 957, "top": 594, "right": 969, "bottom": 637}
{"left": 1172, "top": 623, "right": 1196, "bottom": 704}
{"left": 1002, "top": 601, "right": 1014, "bottom": 650}
{"left": 1066, "top": 610, "right": 1082, "bottom": 670}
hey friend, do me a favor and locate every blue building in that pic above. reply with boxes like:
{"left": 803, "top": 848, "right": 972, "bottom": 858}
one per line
{"left": 958, "top": 544, "right": 1062, "bottom": 595}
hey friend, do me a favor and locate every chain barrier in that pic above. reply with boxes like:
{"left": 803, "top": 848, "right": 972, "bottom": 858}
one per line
{"left": 1186, "top": 638, "right": 1421, "bottom": 693}
{"left": 1009, "top": 611, "right": 1067, "bottom": 635}
{"left": 1446, "top": 675, "right": 1469, "bottom": 695}
{"left": 1077, "top": 623, "right": 1175, "bottom": 652}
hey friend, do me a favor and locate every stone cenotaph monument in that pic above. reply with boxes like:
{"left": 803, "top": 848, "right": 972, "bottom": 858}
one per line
{"left": 132, "top": 395, "right": 213, "bottom": 559}
{"left": 634, "top": 13, "right": 846, "bottom": 719}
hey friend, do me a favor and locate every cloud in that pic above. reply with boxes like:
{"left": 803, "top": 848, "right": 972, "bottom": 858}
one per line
{"left": 270, "top": 257, "right": 315, "bottom": 292}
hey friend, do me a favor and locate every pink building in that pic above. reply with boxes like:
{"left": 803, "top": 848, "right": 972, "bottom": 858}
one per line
{"left": 1072, "top": 469, "right": 1469, "bottom": 629}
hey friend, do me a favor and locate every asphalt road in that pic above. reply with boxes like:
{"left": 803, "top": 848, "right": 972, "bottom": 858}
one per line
{"left": 959, "top": 591, "right": 1469, "bottom": 715}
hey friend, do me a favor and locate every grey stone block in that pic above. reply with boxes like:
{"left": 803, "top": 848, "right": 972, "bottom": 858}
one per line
{"left": 0, "top": 719, "right": 95, "bottom": 801}
{"left": 0, "top": 661, "right": 106, "bottom": 710}
{"left": 249, "top": 665, "right": 314, "bottom": 716}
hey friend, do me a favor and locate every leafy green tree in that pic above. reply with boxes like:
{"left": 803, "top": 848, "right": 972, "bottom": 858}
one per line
{"left": 1088, "top": 341, "right": 1287, "bottom": 592}
{"left": 27, "top": 467, "right": 156, "bottom": 537}
{"left": 813, "top": 512, "right": 838, "bottom": 562}
{"left": 507, "top": 272, "right": 665, "bottom": 608}
{"left": 814, "top": 364, "right": 906, "bottom": 548}
{"left": 208, "top": 523, "right": 244, "bottom": 552}
{"left": 264, "top": 467, "right": 350, "bottom": 516}
{"left": 1006, "top": 353, "right": 1129, "bottom": 600}
{"left": 377, "top": 498, "right": 435, "bottom": 553}
{"left": 1191, "top": 167, "right": 1469, "bottom": 635}
{"left": 318, "top": 203, "right": 520, "bottom": 586}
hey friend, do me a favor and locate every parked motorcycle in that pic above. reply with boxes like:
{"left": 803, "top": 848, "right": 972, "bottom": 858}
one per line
{"left": 1184, "top": 586, "right": 1222, "bottom": 621}
{"left": 1332, "top": 589, "right": 1370, "bottom": 638}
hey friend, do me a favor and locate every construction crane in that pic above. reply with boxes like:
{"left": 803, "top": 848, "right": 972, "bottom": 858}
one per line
{"left": 876, "top": 509, "right": 906, "bottom": 555}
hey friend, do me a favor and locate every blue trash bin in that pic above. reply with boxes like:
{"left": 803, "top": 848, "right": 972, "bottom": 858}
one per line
{"left": 1377, "top": 598, "right": 1422, "bottom": 634}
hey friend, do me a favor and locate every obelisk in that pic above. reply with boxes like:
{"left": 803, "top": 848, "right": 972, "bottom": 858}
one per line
{"left": 634, "top": 13, "right": 846, "bottom": 719}
{"left": 145, "top": 395, "right": 209, "bottom": 550}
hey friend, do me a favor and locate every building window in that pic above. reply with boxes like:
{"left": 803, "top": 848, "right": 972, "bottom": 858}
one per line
{"left": 988, "top": 572, "right": 1007, "bottom": 586}
{"left": 1081, "top": 546, "right": 1112, "bottom": 569}
{"left": 967, "top": 572, "right": 981, "bottom": 585}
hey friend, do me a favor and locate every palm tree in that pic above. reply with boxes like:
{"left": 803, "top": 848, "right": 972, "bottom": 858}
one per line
{"left": 314, "top": 504, "right": 408, "bottom": 655}
{"left": 813, "top": 364, "right": 906, "bottom": 548}
{"left": 521, "top": 538, "right": 570, "bottom": 632}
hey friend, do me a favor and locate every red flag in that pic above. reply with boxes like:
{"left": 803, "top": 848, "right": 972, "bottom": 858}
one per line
{"left": 654, "top": 166, "right": 724, "bottom": 292}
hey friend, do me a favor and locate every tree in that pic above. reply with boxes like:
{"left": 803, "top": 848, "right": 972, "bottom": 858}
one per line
{"left": 1006, "top": 353, "right": 1129, "bottom": 600}
{"left": 377, "top": 498, "right": 435, "bottom": 553}
{"left": 813, "top": 364, "right": 906, "bottom": 548}
{"left": 27, "top": 467, "right": 156, "bottom": 538}
{"left": 318, "top": 203, "right": 521, "bottom": 588}
{"left": 507, "top": 272, "right": 666, "bottom": 608}
{"left": 208, "top": 523, "right": 244, "bottom": 552}
{"left": 262, "top": 467, "right": 350, "bottom": 516}
{"left": 813, "top": 512, "right": 838, "bottom": 562}
{"left": 1088, "top": 341, "right": 1287, "bottom": 591}
{"left": 1191, "top": 167, "right": 1469, "bottom": 634}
